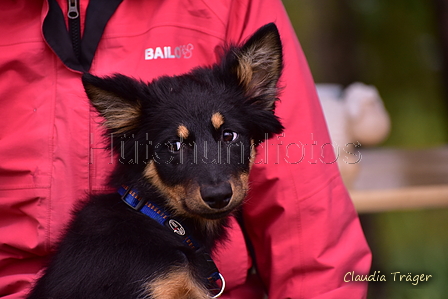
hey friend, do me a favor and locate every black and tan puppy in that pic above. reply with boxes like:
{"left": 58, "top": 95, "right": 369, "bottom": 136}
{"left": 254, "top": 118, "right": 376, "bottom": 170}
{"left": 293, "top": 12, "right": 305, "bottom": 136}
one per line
{"left": 27, "top": 23, "right": 284, "bottom": 299}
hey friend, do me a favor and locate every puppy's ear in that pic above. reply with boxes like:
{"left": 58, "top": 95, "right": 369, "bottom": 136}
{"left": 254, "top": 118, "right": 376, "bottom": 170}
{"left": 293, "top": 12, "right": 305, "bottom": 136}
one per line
{"left": 223, "top": 23, "right": 284, "bottom": 144}
{"left": 82, "top": 73, "right": 144, "bottom": 134}
{"left": 232, "top": 23, "right": 283, "bottom": 111}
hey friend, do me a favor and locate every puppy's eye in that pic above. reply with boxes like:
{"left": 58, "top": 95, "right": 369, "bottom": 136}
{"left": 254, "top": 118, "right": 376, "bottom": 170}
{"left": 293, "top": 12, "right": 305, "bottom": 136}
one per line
{"left": 167, "top": 141, "right": 182, "bottom": 152}
{"left": 222, "top": 130, "right": 238, "bottom": 143}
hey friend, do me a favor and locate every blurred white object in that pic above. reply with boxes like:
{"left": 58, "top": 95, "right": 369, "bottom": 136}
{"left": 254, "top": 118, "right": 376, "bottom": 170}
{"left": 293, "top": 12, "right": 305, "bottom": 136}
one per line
{"left": 344, "top": 82, "right": 391, "bottom": 146}
{"left": 317, "top": 82, "right": 390, "bottom": 188}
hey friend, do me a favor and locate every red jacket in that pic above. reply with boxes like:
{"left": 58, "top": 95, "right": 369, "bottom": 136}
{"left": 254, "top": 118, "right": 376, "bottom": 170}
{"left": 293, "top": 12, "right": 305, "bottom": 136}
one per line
{"left": 0, "top": 0, "right": 371, "bottom": 298}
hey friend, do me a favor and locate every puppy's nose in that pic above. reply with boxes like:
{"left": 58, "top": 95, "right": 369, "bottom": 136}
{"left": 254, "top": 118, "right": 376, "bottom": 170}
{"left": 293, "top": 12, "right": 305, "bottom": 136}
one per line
{"left": 200, "top": 182, "right": 232, "bottom": 209}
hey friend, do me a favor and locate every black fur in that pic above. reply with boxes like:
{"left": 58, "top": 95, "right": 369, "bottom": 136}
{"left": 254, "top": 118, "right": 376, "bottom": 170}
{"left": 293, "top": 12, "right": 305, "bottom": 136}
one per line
{"left": 27, "top": 23, "right": 284, "bottom": 299}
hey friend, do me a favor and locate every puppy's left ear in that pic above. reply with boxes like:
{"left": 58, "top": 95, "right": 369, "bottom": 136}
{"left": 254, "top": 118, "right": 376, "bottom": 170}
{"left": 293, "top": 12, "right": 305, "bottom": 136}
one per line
{"left": 231, "top": 23, "right": 283, "bottom": 111}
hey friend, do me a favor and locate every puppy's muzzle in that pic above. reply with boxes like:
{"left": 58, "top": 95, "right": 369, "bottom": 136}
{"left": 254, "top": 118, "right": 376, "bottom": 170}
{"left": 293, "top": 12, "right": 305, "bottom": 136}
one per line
{"left": 200, "top": 182, "right": 232, "bottom": 210}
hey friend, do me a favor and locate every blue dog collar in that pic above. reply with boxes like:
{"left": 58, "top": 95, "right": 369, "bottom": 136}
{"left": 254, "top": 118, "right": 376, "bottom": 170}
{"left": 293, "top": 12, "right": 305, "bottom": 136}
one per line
{"left": 118, "top": 185, "right": 200, "bottom": 249}
{"left": 118, "top": 185, "right": 225, "bottom": 297}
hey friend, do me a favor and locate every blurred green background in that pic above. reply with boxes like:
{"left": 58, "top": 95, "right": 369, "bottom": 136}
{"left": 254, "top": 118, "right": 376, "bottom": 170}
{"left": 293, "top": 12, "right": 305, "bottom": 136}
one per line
{"left": 283, "top": 0, "right": 448, "bottom": 298}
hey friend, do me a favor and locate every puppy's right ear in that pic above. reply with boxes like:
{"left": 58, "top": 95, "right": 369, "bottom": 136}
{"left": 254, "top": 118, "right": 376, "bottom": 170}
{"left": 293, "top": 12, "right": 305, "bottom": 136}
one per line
{"left": 82, "top": 73, "right": 145, "bottom": 134}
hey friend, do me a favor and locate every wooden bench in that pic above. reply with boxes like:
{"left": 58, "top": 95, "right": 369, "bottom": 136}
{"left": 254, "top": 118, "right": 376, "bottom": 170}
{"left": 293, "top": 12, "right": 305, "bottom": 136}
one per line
{"left": 348, "top": 146, "right": 448, "bottom": 213}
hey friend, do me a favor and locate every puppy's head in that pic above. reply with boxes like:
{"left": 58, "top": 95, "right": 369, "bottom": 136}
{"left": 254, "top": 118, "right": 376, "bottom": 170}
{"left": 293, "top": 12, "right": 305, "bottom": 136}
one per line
{"left": 82, "top": 23, "right": 284, "bottom": 220}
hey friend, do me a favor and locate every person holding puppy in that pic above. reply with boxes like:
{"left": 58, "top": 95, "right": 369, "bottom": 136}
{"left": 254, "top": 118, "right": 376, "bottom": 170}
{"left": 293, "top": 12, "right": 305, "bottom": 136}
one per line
{"left": 0, "top": 0, "right": 371, "bottom": 298}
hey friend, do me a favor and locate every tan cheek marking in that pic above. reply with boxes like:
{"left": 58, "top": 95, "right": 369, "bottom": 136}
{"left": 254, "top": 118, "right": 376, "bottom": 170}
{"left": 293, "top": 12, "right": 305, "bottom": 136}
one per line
{"left": 177, "top": 124, "right": 189, "bottom": 139}
{"left": 144, "top": 163, "right": 211, "bottom": 217}
{"left": 232, "top": 172, "right": 250, "bottom": 205}
{"left": 144, "top": 266, "right": 209, "bottom": 299}
{"left": 143, "top": 162, "right": 185, "bottom": 213}
{"left": 211, "top": 112, "right": 224, "bottom": 129}
{"left": 183, "top": 185, "right": 205, "bottom": 211}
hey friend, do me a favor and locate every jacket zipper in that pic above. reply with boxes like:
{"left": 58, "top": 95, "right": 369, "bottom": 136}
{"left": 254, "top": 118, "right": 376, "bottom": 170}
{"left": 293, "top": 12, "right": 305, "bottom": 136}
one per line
{"left": 68, "top": 0, "right": 81, "bottom": 61}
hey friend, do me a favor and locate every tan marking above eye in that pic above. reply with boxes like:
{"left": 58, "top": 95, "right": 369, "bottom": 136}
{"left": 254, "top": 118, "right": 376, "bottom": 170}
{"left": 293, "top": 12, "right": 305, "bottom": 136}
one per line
{"left": 211, "top": 112, "right": 224, "bottom": 129}
{"left": 177, "top": 124, "right": 189, "bottom": 139}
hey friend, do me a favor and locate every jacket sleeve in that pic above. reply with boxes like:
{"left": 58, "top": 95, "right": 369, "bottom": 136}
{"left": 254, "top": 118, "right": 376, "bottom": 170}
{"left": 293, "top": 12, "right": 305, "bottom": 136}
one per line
{"left": 225, "top": 1, "right": 372, "bottom": 298}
